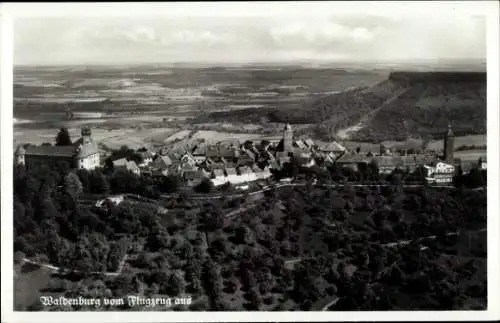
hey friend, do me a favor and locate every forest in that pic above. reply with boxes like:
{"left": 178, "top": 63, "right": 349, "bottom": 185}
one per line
{"left": 196, "top": 72, "right": 486, "bottom": 142}
{"left": 14, "top": 157, "right": 487, "bottom": 311}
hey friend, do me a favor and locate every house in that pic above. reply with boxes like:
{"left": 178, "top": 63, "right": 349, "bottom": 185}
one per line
{"left": 95, "top": 195, "right": 125, "bottom": 208}
{"left": 211, "top": 168, "right": 228, "bottom": 186}
{"left": 191, "top": 144, "right": 207, "bottom": 163}
{"left": 295, "top": 149, "right": 312, "bottom": 159}
{"left": 237, "top": 165, "right": 258, "bottom": 182}
{"left": 225, "top": 167, "right": 238, "bottom": 177}
{"left": 335, "top": 154, "right": 371, "bottom": 171}
{"left": 15, "top": 127, "right": 100, "bottom": 170}
{"left": 138, "top": 149, "right": 155, "bottom": 166}
{"left": 373, "top": 155, "right": 437, "bottom": 174}
{"left": 185, "top": 169, "right": 208, "bottom": 186}
{"left": 252, "top": 164, "right": 272, "bottom": 180}
{"left": 239, "top": 149, "right": 256, "bottom": 166}
{"left": 426, "top": 161, "right": 455, "bottom": 184}
{"left": 206, "top": 145, "right": 219, "bottom": 159}
{"left": 317, "top": 141, "right": 346, "bottom": 154}
{"left": 180, "top": 162, "right": 199, "bottom": 181}
{"left": 294, "top": 140, "right": 307, "bottom": 150}
{"left": 304, "top": 138, "right": 315, "bottom": 149}
{"left": 113, "top": 158, "right": 141, "bottom": 176}
{"left": 152, "top": 168, "right": 169, "bottom": 177}
{"left": 179, "top": 153, "right": 197, "bottom": 168}
{"left": 152, "top": 155, "right": 173, "bottom": 170}
{"left": 478, "top": 156, "right": 487, "bottom": 170}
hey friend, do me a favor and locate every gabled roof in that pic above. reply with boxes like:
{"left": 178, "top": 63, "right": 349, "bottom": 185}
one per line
{"left": 152, "top": 155, "right": 173, "bottom": 169}
{"left": 304, "top": 139, "right": 315, "bottom": 147}
{"left": 317, "top": 141, "right": 346, "bottom": 152}
{"left": 225, "top": 167, "right": 237, "bottom": 176}
{"left": 295, "top": 140, "right": 306, "bottom": 150}
{"left": 244, "top": 149, "right": 256, "bottom": 160}
{"left": 192, "top": 144, "right": 207, "bottom": 156}
{"left": 336, "top": 153, "right": 371, "bottom": 164}
{"left": 158, "top": 155, "right": 173, "bottom": 165}
{"left": 238, "top": 166, "right": 252, "bottom": 175}
{"left": 219, "top": 145, "right": 239, "bottom": 158}
{"left": 138, "top": 150, "right": 155, "bottom": 159}
{"left": 213, "top": 169, "right": 225, "bottom": 177}
{"left": 113, "top": 158, "right": 139, "bottom": 171}
{"left": 251, "top": 164, "right": 261, "bottom": 172}
{"left": 112, "top": 158, "right": 128, "bottom": 167}
{"left": 25, "top": 145, "right": 77, "bottom": 158}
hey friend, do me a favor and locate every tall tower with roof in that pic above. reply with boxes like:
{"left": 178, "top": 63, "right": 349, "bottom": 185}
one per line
{"left": 443, "top": 124, "right": 454, "bottom": 162}
{"left": 283, "top": 123, "right": 293, "bottom": 156}
{"left": 15, "top": 146, "right": 26, "bottom": 166}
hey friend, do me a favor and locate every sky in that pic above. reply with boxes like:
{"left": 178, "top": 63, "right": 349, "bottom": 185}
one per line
{"left": 12, "top": 3, "right": 487, "bottom": 66}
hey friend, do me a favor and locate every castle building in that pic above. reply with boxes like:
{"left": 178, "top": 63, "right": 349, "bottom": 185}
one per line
{"left": 15, "top": 127, "right": 100, "bottom": 170}
{"left": 443, "top": 124, "right": 454, "bottom": 162}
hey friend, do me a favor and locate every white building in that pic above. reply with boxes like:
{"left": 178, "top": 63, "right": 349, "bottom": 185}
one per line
{"left": 113, "top": 158, "right": 141, "bottom": 176}
{"left": 15, "top": 127, "right": 100, "bottom": 171}
{"left": 425, "top": 162, "right": 455, "bottom": 184}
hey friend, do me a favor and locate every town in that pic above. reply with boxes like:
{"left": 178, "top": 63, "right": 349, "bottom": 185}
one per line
{"left": 14, "top": 122, "right": 486, "bottom": 194}
{"left": 12, "top": 120, "right": 488, "bottom": 311}
{"left": 10, "top": 3, "right": 490, "bottom": 314}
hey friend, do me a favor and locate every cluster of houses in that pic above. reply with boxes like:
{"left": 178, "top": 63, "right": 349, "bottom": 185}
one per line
{"left": 111, "top": 124, "right": 485, "bottom": 186}
{"left": 16, "top": 123, "right": 486, "bottom": 187}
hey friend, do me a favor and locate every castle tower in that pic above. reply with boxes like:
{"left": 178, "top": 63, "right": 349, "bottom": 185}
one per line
{"left": 443, "top": 124, "right": 454, "bottom": 162}
{"left": 283, "top": 123, "right": 293, "bottom": 156}
{"left": 81, "top": 127, "right": 92, "bottom": 145}
{"left": 15, "top": 146, "right": 26, "bottom": 166}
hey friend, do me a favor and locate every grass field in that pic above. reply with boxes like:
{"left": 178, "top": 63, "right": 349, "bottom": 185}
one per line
{"left": 426, "top": 134, "right": 486, "bottom": 151}
{"left": 14, "top": 262, "right": 56, "bottom": 310}
{"left": 14, "top": 127, "right": 178, "bottom": 150}
{"left": 191, "top": 130, "right": 263, "bottom": 143}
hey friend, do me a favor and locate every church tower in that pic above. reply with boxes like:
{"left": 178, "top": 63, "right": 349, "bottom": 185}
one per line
{"left": 81, "top": 127, "right": 92, "bottom": 145}
{"left": 443, "top": 124, "right": 454, "bottom": 162}
{"left": 15, "top": 146, "right": 25, "bottom": 166}
{"left": 283, "top": 123, "right": 293, "bottom": 156}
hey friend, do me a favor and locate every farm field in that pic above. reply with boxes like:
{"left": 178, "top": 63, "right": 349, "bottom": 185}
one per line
{"left": 191, "top": 130, "right": 264, "bottom": 143}
{"left": 426, "top": 134, "right": 486, "bottom": 151}
{"left": 14, "top": 127, "right": 178, "bottom": 150}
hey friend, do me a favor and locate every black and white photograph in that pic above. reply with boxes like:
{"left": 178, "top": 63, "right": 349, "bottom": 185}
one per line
{"left": 1, "top": 1, "right": 499, "bottom": 322}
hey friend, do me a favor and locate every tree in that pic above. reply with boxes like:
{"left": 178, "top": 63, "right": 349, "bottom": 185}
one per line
{"left": 167, "top": 273, "right": 186, "bottom": 296}
{"left": 243, "top": 140, "right": 254, "bottom": 150}
{"left": 159, "top": 175, "right": 181, "bottom": 193}
{"left": 64, "top": 172, "right": 83, "bottom": 197}
{"left": 55, "top": 128, "right": 72, "bottom": 146}
{"left": 195, "top": 178, "right": 214, "bottom": 194}
{"left": 89, "top": 170, "right": 109, "bottom": 194}
{"left": 246, "top": 287, "right": 263, "bottom": 310}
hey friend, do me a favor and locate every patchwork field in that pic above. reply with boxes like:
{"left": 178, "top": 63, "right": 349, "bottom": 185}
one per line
{"left": 14, "top": 127, "right": 177, "bottom": 150}
{"left": 426, "top": 134, "right": 486, "bottom": 151}
{"left": 191, "top": 130, "right": 264, "bottom": 143}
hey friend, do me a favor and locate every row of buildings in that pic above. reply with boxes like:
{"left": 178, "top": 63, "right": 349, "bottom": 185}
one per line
{"left": 15, "top": 123, "right": 486, "bottom": 186}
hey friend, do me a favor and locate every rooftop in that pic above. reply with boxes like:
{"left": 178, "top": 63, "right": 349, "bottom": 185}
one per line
{"left": 25, "top": 145, "right": 77, "bottom": 158}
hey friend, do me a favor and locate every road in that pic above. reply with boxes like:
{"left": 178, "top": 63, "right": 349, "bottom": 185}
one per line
{"left": 21, "top": 253, "right": 129, "bottom": 277}
{"left": 81, "top": 181, "right": 484, "bottom": 206}
{"left": 336, "top": 87, "right": 410, "bottom": 140}
{"left": 164, "top": 182, "right": 483, "bottom": 201}
{"left": 284, "top": 227, "right": 487, "bottom": 267}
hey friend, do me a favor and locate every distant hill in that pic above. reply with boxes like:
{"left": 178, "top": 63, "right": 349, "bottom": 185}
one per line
{"left": 350, "top": 72, "right": 486, "bottom": 142}
{"left": 200, "top": 71, "right": 486, "bottom": 142}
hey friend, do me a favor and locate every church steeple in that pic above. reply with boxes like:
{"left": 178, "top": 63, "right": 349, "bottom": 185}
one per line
{"left": 444, "top": 123, "right": 454, "bottom": 162}
{"left": 446, "top": 124, "right": 454, "bottom": 137}
{"left": 283, "top": 123, "right": 293, "bottom": 156}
